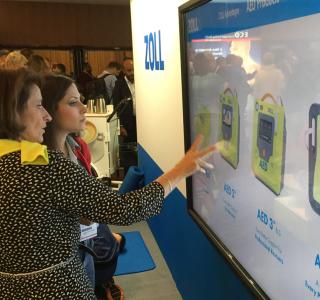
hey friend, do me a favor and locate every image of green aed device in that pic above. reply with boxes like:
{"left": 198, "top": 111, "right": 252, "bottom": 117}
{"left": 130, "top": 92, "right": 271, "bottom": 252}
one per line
{"left": 252, "top": 93, "right": 286, "bottom": 195}
{"left": 309, "top": 104, "right": 320, "bottom": 214}
{"left": 195, "top": 105, "right": 211, "bottom": 147}
{"left": 218, "top": 88, "right": 239, "bottom": 169}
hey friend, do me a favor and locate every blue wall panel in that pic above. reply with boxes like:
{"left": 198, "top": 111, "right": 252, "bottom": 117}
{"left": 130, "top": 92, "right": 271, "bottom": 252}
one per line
{"left": 138, "top": 144, "right": 253, "bottom": 300}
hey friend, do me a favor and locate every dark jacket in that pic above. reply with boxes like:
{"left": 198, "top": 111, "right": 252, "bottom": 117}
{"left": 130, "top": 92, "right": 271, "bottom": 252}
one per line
{"left": 112, "top": 77, "right": 137, "bottom": 143}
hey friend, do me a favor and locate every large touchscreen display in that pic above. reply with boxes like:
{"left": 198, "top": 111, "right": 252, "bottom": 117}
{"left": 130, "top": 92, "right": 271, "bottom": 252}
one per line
{"left": 181, "top": 1, "right": 320, "bottom": 299}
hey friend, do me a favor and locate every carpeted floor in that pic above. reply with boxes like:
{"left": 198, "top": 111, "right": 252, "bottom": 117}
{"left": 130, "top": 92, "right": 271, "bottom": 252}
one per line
{"left": 109, "top": 221, "right": 182, "bottom": 300}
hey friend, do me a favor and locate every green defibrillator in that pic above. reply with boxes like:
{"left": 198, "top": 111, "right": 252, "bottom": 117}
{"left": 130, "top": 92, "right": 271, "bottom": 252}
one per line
{"left": 195, "top": 105, "right": 211, "bottom": 147}
{"left": 252, "top": 93, "right": 286, "bottom": 195}
{"left": 309, "top": 104, "right": 320, "bottom": 214}
{"left": 218, "top": 88, "right": 239, "bottom": 169}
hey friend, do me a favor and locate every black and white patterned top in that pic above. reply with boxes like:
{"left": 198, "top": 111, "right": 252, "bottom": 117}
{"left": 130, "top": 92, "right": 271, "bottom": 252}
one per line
{"left": 0, "top": 150, "right": 164, "bottom": 299}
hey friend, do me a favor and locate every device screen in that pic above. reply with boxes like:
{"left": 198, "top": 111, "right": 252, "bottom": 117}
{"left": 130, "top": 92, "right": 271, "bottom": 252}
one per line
{"left": 259, "top": 118, "right": 273, "bottom": 144}
{"left": 222, "top": 105, "right": 233, "bottom": 127}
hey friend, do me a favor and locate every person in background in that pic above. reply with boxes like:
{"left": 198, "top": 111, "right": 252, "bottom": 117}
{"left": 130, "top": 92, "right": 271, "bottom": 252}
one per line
{"left": 27, "top": 54, "right": 51, "bottom": 74}
{"left": 215, "top": 56, "right": 227, "bottom": 74}
{"left": 0, "top": 49, "right": 9, "bottom": 69}
{"left": 3, "top": 51, "right": 28, "bottom": 70}
{"left": 113, "top": 57, "right": 136, "bottom": 143}
{"left": 191, "top": 52, "right": 224, "bottom": 146}
{"left": 187, "top": 45, "right": 196, "bottom": 75}
{"left": 20, "top": 48, "right": 34, "bottom": 60}
{"left": 229, "top": 39, "right": 260, "bottom": 78}
{"left": 252, "top": 51, "right": 285, "bottom": 100}
{"left": 78, "top": 62, "right": 95, "bottom": 102}
{"left": 52, "top": 63, "right": 67, "bottom": 76}
{"left": 112, "top": 57, "right": 137, "bottom": 175}
{"left": 41, "top": 74, "right": 125, "bottom": 300}
{"left": 97, "top": 61, "right": 122, "bottom": 103}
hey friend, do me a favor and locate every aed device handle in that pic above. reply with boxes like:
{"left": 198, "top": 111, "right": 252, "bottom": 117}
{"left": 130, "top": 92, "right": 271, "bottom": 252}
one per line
{"left": 306, "top": 114, "right": 316, "bottom": 150}
{"left": 223, "top": 88, "right": 234, "bottom": 97}
{"left": 261, "top": 93, "right": 278, "bottom": 105}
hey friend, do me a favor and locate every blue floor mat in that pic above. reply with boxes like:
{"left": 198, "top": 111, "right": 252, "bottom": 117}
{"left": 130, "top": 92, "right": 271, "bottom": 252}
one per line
{"left": 114, "top": 231, "right": 156, "bottom": 276}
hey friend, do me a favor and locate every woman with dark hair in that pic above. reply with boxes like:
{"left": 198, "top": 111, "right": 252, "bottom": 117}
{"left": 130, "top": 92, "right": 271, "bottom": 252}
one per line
{"left": 27, "top": 54, "right": 51, "bottom": 74}
{"left": 41, "top": 74, "right": 124, "bottom": 300}
{"left": 0, "top": 68, "right": 215, "bottom": 299}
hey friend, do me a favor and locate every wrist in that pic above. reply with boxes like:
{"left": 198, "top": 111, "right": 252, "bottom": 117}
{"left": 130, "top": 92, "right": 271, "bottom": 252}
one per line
{"left": 161, "top": 174, "right": 173, "bottom": 192}
{"left": 163, "top": 166, "right": 183, "bottom": 188}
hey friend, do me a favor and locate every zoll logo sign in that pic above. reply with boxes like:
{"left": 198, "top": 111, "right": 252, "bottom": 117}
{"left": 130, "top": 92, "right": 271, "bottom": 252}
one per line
{"left": 144, "top": 30, "right": 165, "bottom": 71}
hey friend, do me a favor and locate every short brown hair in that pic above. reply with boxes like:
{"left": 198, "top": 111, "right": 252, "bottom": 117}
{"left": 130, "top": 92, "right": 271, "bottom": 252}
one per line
{"left": 27, "top": 54, "right": 50, "bottom": 74}
{"left": 0, "top": 68, "right": 42, "bottom": 140}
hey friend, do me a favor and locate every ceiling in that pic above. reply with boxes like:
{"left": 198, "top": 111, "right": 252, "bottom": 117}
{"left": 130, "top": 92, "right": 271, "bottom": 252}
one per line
{"left": 7, "top": 0, "right": 130, "bottom": 5}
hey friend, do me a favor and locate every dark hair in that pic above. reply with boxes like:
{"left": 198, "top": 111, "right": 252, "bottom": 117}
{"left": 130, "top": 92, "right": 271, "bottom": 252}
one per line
{"left": 108, "top": 61, "right": 121, "bottom": 70}
{"left": 193, "top": 52, "right": 211, "bottom": 76}
{"left": 0, "top": 68, "right": 42, "bottom": 140}
{"left": 20, "top": 48, "right": 34, "bottom": 59}
{"left": 122, "top": 56, "right": 132, "bottom": 62}
{"left": 41, "top": 74, "right": 74, "bottom": 150}
{"left": 56, "top": 63, "right": 66, "bottom": 74}
{"left": 27, "top": 54, "right": 50, "bottom": 74}
{"left": 0, "top": 49, "right": 9, "bottom": 57}
{"left": 82, "top": 62, "right": 91, "bottom": 72}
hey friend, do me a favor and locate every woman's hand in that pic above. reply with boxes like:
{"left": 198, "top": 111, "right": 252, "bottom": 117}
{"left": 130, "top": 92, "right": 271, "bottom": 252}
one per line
{"left": 156, "top": 135, "right": 217, "bottom": 196}
{"left": 174, "top": 134, "right": 216, "bottom": 178}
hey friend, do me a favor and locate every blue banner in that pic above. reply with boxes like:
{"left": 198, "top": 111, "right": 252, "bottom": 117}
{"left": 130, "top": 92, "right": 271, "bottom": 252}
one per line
{"left": 186, "top": 0, "right": 320, "bottom": 39}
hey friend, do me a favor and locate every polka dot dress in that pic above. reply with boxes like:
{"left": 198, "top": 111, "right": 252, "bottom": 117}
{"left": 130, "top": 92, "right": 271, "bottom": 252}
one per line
{"left": 0, "top": 151, "right": 164, "bottom": 299}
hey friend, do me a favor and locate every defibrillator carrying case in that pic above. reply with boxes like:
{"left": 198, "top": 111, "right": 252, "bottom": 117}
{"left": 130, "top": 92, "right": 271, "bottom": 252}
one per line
{"left": 309, "top": 103, "right": 320, "bottom": 214}
{"left": 195, "top": 105, "right": 211, "bottom": 147}
{"left": 252, "top": 93, "right": 286, "bottom": 195}
{"left": 218, "top": 88, "right": 240, "bottom": 169}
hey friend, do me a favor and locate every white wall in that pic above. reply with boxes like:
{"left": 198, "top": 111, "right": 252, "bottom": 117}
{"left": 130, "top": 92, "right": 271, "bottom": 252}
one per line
{"left": 130, "top": 0, "right": 188, "bottom": 195}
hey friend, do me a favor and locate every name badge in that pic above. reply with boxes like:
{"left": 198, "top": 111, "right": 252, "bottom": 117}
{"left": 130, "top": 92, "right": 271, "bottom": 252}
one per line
{"left": 80, "top": 223, "right": 98, "bottom": 241}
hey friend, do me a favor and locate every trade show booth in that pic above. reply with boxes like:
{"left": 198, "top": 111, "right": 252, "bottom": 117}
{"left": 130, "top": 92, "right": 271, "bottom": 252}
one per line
{"left": 131, "top": 0, "right": 320, "bottom": 299}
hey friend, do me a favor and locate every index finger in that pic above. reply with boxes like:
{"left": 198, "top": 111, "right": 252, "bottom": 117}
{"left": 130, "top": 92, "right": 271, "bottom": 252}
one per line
{"left": 190, "top": 134, "right": 203, "bottom": 151}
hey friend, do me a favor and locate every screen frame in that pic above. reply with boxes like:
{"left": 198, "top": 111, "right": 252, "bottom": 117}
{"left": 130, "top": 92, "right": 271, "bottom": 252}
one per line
{"left": 178, "top": 1, "right": 269, "bottom": 299}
